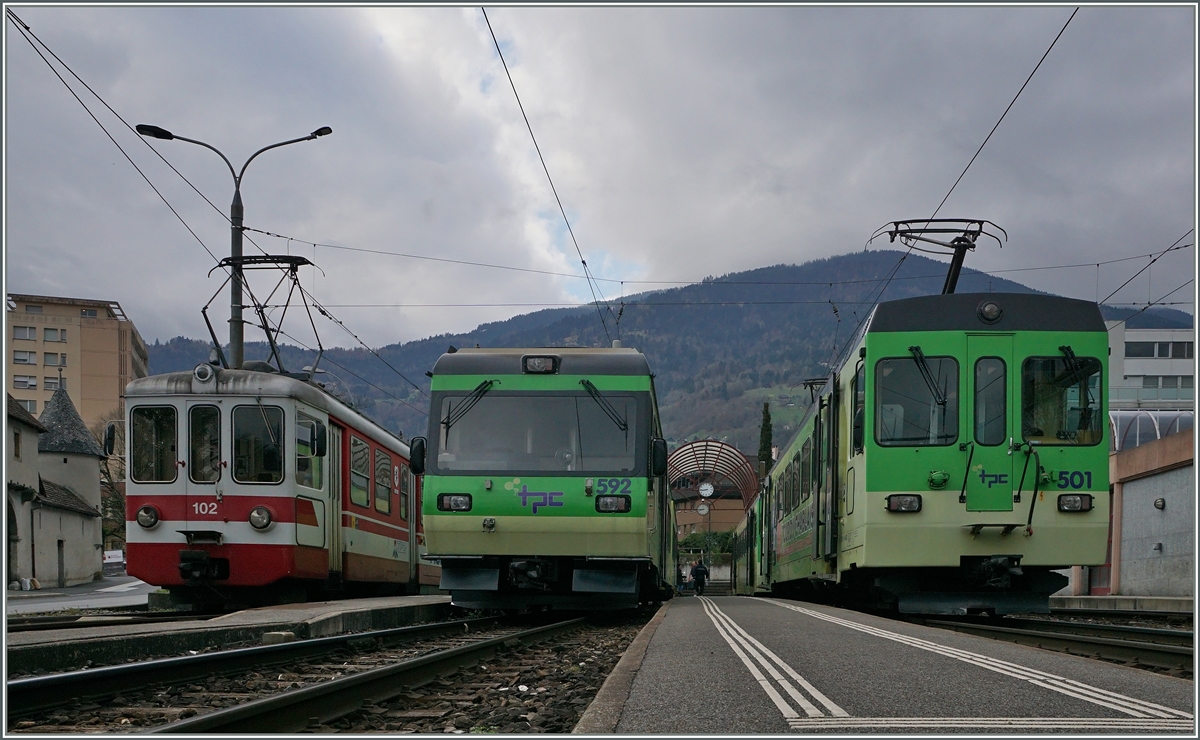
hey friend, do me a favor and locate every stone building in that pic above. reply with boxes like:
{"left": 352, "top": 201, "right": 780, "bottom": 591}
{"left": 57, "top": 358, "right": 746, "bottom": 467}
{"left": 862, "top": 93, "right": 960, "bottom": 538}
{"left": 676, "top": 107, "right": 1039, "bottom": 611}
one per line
{"left": 6, "top": 388, "right": 104, "bottom": 588}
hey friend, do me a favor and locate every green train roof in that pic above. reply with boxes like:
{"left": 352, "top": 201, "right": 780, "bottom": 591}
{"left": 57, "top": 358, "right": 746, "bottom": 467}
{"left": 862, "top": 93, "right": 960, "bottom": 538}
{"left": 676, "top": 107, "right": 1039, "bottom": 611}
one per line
{"left": 869, "top": 293, "right": 1105, "bottom": 333}
{"left": 431, "top": 347, "right": 652, "bottom": 377}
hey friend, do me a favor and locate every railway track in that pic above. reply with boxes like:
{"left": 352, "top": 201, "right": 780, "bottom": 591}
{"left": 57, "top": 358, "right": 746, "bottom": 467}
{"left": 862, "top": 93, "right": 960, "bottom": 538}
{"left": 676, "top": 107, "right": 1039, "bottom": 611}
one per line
{"left": 7, "top": 609, "right": 651, "bottom": 734}
{"left": 923, "top": 616, "right": 1194, "bottom": 677}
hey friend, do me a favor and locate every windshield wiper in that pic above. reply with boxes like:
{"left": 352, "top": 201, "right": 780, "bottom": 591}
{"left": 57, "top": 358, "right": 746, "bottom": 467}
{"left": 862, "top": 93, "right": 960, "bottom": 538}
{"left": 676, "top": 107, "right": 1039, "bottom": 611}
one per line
{"left": 441, "top": 380, "right": 496, "bottom": 432}
{"left": 908, "top": 346, "right": 947, "bottom": 406}
{"left": 580, "top": 379, "right": 629, "bottom": 432}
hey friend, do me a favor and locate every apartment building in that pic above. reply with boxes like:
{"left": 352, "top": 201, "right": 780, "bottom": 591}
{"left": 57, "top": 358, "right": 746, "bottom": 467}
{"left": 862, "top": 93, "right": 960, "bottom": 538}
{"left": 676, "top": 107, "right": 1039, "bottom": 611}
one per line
{"left": 1107, "top": 321, "right": 1194, "bottom": 452}
{"left": 7, "top": 294, "right": 149, "bottom": 429}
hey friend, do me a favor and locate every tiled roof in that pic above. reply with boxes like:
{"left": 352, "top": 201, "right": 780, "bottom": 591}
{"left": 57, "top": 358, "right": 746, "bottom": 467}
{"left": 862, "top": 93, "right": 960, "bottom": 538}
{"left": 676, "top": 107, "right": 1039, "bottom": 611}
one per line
{"left": 7, "top": 394, "right": 47, "bottom": 432}
{"left": 38, "top": 478, "right": 100, "bottom": 517}
{"left": 38, "top": 387, "right": 105, "bottom": 458}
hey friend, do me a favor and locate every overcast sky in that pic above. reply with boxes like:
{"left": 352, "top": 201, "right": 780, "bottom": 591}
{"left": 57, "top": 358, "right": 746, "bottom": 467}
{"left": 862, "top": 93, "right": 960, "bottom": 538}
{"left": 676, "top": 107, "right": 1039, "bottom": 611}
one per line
{"left": 5, "top": 6, "right": 1195, "bottom": 350}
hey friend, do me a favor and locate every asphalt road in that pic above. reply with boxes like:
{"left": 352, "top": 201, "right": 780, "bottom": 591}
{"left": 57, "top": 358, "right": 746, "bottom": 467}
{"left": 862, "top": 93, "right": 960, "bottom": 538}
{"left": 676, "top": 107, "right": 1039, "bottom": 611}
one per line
{"left": 5, "top": 574, "right": 155, "bottom": 615}
{"left": 616, "top": 596, "right": 1194, "bottom": 734}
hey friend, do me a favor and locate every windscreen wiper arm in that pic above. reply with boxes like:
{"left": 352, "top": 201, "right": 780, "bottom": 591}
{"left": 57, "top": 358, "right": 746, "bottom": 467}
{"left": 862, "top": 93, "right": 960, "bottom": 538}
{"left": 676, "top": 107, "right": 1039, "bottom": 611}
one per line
{"left": 909, "top": 346, "right": 947, "bottom": 406}
{"left": 580, "top": 379, "right": 629, "bottom": 432}
{"left": 441, "top": 380, "right": 495, "bottom": 432}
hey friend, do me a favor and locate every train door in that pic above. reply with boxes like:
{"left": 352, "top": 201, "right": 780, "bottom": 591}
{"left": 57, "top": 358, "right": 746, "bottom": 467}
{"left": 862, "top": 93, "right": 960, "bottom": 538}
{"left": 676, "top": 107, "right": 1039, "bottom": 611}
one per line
{"left": 184, "top": 401, "right": 223, "bottom": 531}
{"left": 294, "top": 405, "right": 327, "bottom": 550}
{"left": 822, "top": 386, "right": 839, "bottom": 560}
{"left": 327, "top": 425, "right": 344, "bottom": 574}
{"left": 965, "top": 336, "right": 1015, "bottom": 512}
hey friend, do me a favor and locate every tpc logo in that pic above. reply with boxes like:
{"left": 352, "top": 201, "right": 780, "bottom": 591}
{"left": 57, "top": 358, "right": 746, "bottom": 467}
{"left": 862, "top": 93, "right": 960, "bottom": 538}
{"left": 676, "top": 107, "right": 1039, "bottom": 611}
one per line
{"left": 979, "top": 468, "right": 1009, "bottom": 488}
{"left": 505, "top": 478, "right": 564, "bottom": 514}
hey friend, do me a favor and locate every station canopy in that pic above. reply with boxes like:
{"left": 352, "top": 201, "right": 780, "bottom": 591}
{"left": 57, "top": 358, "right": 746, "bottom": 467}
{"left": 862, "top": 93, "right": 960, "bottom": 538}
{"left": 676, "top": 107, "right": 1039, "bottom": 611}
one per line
{"left": 667, "top": 439, "right": 759, "bottom": 506}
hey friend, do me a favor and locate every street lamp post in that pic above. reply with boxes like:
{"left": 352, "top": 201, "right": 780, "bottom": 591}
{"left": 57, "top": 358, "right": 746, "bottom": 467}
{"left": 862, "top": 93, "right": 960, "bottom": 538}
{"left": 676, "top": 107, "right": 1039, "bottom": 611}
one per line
{"left": 135, "top": 124, "right": 332, "bottom": 369}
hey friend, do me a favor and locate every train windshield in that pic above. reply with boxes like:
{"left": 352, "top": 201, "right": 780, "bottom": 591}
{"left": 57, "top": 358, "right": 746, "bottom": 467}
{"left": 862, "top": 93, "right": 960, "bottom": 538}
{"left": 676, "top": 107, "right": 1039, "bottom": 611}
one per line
{"left": 1022, "top": 356, "right": 1103, "bottom": 445}
{"left": 875, "top": 356, "right": 959, "bottom": 446}
{"left": 435, "top": 392, "right": 642, "bottom": 474}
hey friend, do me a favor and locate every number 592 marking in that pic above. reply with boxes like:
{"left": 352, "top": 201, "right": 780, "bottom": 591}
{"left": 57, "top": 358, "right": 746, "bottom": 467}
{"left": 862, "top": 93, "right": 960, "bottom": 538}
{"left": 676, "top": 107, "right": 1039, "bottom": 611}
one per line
{"left": 596, "top": 478, "right": 632, "bottom": 494}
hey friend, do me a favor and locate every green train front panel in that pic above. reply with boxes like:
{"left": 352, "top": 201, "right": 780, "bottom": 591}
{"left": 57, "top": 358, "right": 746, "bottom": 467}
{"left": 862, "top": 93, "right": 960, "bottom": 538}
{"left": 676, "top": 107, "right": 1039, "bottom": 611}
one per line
{"left": 423, "top": 372, "right": 656, "bottom": 560}
{"left": 854, "top": 328, "right": 1110, "bottom": 569}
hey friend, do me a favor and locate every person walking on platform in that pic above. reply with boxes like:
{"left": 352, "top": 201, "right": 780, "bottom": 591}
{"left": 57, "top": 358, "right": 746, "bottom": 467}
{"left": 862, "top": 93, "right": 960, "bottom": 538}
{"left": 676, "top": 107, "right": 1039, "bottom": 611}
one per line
{"left": 690, "top": 559, "right": 710, "bottom": 596}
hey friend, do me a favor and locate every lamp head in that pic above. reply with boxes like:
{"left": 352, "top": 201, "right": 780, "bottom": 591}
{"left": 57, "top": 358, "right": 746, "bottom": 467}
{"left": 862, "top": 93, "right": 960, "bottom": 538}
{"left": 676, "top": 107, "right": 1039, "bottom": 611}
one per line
{"left": 135, "top": 124, "right": 174, "bottom": 140}
{"left": 311, "top": 126, "right": 333, "bottom": 137}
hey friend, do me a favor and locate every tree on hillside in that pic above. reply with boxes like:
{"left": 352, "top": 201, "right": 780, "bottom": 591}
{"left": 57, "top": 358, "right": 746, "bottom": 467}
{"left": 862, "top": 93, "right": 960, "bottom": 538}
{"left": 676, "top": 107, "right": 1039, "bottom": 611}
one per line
{"left": 758, "top": 402, "right": 773, "bottom": 467}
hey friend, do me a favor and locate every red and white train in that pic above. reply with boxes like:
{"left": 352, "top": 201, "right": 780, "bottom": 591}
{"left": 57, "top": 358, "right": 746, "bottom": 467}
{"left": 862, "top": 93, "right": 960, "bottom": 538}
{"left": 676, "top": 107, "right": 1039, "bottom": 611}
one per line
{"left": 121, "top": 362, "right": 437, "bottom": 605}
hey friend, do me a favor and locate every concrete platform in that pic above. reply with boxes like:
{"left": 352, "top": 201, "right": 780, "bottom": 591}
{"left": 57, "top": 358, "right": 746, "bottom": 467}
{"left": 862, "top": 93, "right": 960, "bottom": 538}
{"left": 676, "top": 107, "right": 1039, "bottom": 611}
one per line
{"left": 6, "top": 595, "right": 452, "bottom": 676}
{"left": 579, "top": 596, "right": 1194, "bottom": 734}
{"left": 1051, "top": 595, "right": 1193, "bottom": 613}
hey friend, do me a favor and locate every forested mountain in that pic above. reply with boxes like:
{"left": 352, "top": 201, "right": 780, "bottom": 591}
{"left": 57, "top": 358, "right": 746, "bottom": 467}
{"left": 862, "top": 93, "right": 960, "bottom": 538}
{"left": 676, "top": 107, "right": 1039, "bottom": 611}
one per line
{"left": 147, "top": 249, "right": 1193, "bottom": 453}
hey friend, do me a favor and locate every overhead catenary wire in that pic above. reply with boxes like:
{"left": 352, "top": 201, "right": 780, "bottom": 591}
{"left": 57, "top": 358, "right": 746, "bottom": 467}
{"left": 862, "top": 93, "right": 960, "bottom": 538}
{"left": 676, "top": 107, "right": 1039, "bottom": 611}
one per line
{"left": 242, "top": 225, "right": 1192, "bottom": 289}
{"left": 1105, "top": 279, "right": 1195, "bottom": 332}
{"left": 829, "top": 6, "right": 1082, "bottom": 369}
{"left": 480, "top": 6, "right": 613, "bottom": 343}
{"left": 8, "top": 9, "right": 438, "bottom": 405}
{"left": 1099, "top": 230, "right": 1194, "bottom": 305}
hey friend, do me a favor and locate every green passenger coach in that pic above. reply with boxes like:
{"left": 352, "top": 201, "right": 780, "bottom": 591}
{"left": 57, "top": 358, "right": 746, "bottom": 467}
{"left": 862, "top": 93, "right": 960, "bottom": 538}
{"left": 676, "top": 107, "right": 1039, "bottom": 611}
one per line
{"left": 410, "top": 347, "right": 676, "bottom": 610}
{"left": 733, "top": 292, "right": 1110, "bottom": 614}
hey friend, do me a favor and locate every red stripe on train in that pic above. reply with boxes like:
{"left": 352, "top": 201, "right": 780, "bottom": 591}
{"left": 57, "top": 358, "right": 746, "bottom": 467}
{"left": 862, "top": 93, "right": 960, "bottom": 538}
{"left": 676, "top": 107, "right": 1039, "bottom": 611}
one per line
{"left": 126, "top": 542, "right": 327, "bottom": 587}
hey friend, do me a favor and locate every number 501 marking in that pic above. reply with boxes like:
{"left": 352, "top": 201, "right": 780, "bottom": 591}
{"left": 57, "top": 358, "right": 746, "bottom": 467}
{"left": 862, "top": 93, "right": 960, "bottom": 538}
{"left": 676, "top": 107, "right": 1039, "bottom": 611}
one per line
{"left": 1057, "top": 471, "right": 1093, "bottom": 490}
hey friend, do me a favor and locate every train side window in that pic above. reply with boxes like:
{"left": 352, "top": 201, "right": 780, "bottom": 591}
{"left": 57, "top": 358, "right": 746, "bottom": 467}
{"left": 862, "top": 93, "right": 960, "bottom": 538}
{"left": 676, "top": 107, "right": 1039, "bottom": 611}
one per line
{"left": 189, "top": 405, "right": 221, "bottom": 483}
{"left": 398, "top": 463, "right": 410, "bottom": 521}
{"left": 130, "top": 406, "right": 177, "bottom": 483}
{"left": 1021, "top": 356, "right": 1102, "bottom": 445}
{"left": 350, "top": 437, "right": 370, "bottom": 507}
{"left": 974, "top": 358, "right": 1006, "bottom": 446}
{"left": 295, "top": 413, "right": 324, "bottom": 490}
{"left": 375, "top": 449, "right": 392, "bottom": 515}
{"left": 852, "top": 362, "right": 865, "bottom": 454}
{"left": 232, "top": 406, "right": 283, "bottom": 484}
{"left": 800, "top": 439, "right": 811, "bottom": 502}
{"left": 875, "top": 357, "right": 959, "bottom": 446}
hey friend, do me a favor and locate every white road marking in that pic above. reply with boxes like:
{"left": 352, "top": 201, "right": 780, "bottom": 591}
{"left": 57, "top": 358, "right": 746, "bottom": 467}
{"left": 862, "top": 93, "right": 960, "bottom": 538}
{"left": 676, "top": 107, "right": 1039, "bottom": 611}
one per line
{"left": 765, "top": 599, "right": 1193, "bottom": 721}
{"left": 787, "top": 717, "right": 1195, "bottom": 732}
{"left": 698, "top": 596, "right": 848, "bottom": 720}
{"left": 95, "top": 582, "right": 143, "bottom": 593}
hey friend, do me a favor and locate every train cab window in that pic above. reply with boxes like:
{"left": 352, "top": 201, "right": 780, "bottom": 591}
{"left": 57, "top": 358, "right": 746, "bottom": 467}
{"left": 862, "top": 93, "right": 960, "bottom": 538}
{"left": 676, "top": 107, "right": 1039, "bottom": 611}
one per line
{"left": 349, "top": 437, "right": 370, "bottom": 507}
{"left": 875, "top": 357, "right": 959, "bottom": 446}
{"left": 189, "top": 406, "right": 221, "bottom": 483}
{"left": 398, "top": 463, "right": 410, "bottom": 521}
{"left": 232, "top": 406, "right": 283, "bottom": 484}
{"left": 131, "top": 406, "right": 177, "bottom": 483}
{"left": 1022, "top": 356, "right": 1102, "bottom": 445}
{"left": 974, "top": 358, "right": 1006, "bottom": 446}
{"left": 851, "top": 362, "right": 866, "bottom": 454}
{"left": 374, "top": 450, "right": 392, "bottom": 514}
{"left": 295, "top": 413, "right": 324, "bottom": 490}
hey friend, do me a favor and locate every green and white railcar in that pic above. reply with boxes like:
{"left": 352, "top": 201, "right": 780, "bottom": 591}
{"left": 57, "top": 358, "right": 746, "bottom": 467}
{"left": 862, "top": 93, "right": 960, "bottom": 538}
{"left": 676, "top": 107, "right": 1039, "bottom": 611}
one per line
{"left": 733, "top": 293, "right": 1110, "bottom": 614}
{"left": 410, "top": 348, "right": 676, "bottom": 610}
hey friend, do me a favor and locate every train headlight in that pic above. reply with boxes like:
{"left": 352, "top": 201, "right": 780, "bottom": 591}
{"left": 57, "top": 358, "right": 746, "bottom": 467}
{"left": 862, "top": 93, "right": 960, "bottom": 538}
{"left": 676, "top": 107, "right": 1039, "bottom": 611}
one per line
{"left": 249, "top": 506, "right": 273, "bottom": 530}
{"left": 437, "top": 494, "right": 473, "bottom": 512}
{"left": 596, "top": 495, "right": 631, "bottom": 513}
{"left": 885, "top": 494, "right": 922, "bottom": 513}
{"left": 136, "top": 505, "right": 160, "bottom": 529}
{"left": 1057, "top": 494, "right": 1093, "bottom": 512}
{"left": 977, "top": 300, "right": 1003, "bottom": 324}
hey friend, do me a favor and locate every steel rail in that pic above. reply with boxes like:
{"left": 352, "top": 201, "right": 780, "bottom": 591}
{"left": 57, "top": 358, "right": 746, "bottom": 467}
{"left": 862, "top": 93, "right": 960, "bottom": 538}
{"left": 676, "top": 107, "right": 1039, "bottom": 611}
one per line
{"left": 7, "top": 615, "right": 505, "bottom": 716}
{"left": 149, "top": 617, "right": 587, "bottom": 733}
{"left": 999, "top": 617, "right": 1193, "bottom": 647}
{"left": 924, "top": 619, "right": 1193, "bottom": 672}
{"left": 1050, "top": 607, "right": 1194, "bottom": 623}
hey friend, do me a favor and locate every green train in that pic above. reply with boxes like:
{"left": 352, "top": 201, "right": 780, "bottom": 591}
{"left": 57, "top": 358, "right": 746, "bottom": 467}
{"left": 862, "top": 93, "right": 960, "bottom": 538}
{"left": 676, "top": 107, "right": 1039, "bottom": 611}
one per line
{"left": 732, "top": 292, "right": 1110, "bottom": 614}
{"left": 409, "top": 347, "right": 677, "bottom": 610}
